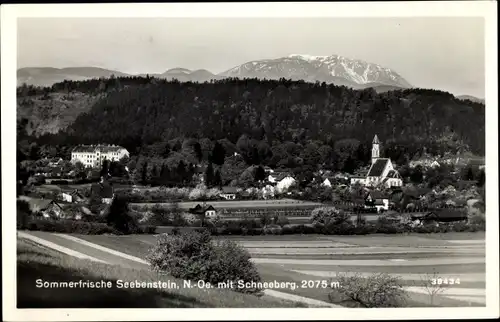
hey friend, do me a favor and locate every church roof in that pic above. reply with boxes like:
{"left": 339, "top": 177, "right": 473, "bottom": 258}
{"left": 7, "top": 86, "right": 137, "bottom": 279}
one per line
{"left": 367, "top": 158, "right": 390, "bottom": 177}
{"left": 372, "top": 135, "right": 381, "bottom": 144}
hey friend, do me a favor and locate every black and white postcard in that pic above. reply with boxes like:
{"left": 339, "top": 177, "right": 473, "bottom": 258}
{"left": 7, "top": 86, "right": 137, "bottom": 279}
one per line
{"left": 2, "top": 1, "right": 498, "bottom": 321}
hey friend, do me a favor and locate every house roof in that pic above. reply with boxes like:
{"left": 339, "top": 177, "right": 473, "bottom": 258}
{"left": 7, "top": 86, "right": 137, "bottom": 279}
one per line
{"left": 368, "top": 190, "right": 389, "bottom": 200}
{"left": 367, "top": 158, "right": 390, "bottom": 177}
{"left": 271, "top": 172, "right": 292, "bottom": 181}
{"left": 22, "top": 198, "right": 62, "bottom": 212}
{"left": 70, "top": 190, "right": 85, "bottom": 198}
{"left": 221, "top": 186, "right": 238, "bottom": 194}
{"left": 91, "top": 181, "right": 114, "bottom": 198}
{"left": 72, "top": 144, "right": 126, "bottom": 153}
{"left": 189, "top": 204, "right": 216, "bottom": 214}
{"left": 424, "top": 209, "right": 467, "bottom": 221}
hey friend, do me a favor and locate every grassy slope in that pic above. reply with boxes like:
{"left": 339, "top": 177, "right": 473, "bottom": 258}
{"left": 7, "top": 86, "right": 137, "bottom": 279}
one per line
{"left": 17, "top": 238, "right": 303, "bottom": 308}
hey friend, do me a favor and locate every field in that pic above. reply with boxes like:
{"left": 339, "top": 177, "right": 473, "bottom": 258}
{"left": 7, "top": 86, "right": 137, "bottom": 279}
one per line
{"left": 16, "top": 236, "right": 304, "bottom": 308}
{"left": 130, "top": 198, "right": 323, "bottom": 210}
{"left": 19, "top": 230, "right": 486, "bottom": 308}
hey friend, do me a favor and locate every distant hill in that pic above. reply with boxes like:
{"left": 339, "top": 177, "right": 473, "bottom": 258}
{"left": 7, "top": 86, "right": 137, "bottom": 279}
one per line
{"left": 456, "top": 95, "right": 485, "bottom": 104}
{"left": 17, "top": 53, "right": 413, "bottom": 89}
{"left": 17, "top": 67, "right": 130, "bottom": 88}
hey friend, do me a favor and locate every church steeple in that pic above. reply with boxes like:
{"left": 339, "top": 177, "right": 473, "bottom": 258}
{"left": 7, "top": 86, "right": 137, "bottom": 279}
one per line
{"left": 372, "top": 135, "right": 381, "bottom": 164}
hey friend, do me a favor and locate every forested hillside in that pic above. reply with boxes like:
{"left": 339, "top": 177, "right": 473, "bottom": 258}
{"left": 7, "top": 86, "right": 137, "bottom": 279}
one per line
{"left": 18, "top": 76, "right": 485, "bottom": 179}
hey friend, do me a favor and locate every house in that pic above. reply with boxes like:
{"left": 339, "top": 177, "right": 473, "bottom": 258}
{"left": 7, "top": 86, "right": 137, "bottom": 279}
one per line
{"left": 409, "top": 159, "right": 440, "bottom": 169}
{"left": 71, "top": 144, "right": 129, "bottom": 168}
{"left": 263, "top": 166, "right": 274, "bottom": 174}
{"left": 321, "top": 177, "right": 335, "bottom": 187}
{"left": 61, "top": 192, "right": 73, "bottom": 203}
{"left": 365, "top": 190, "right": 390, "bottom": 212}
{"left": 350, "top": 135, "right": 403, "bottom": 188}
{"left": 62, "top": 190, "right": 86, "bottom": 203}
{"left": 273, "top": 174, "right": 296, "bottom": 193}
{"left": 188, "top": 204, "right": 217, "bottom": 218}
{"left": 20, "top": 197, "right": 66, "bottom": 219}
{"left": 219, "top": 186, "right": 238, "bottom": 200}
{"left": 91, "top": 178, "right": 114, "bottom": 204}
{"left": 412, "top": 208, "right": 468, "bottom": 224}
{"left": 70, "top": 190, "right": 86, "bottom": 203}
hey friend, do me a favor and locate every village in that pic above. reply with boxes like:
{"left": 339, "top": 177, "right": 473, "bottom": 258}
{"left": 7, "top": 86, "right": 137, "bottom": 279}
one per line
{"left": 17, "top": 134, "right": 486, "bottom": 231}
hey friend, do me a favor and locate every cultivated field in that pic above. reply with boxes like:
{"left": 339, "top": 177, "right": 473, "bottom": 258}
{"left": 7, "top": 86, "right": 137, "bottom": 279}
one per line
{"left": 16, "top": 236, "right": 304, "bottom": 308}
{"left": 130, "top": 199, "right": 323, "bottom": 210}
{"left": 20, "top": 230, "right": 486, "bottom": 308}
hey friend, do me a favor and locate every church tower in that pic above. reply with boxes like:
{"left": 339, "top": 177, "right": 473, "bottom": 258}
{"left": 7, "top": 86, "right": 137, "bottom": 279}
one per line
{"left": 372, "top": 134, "right": 381, "bottom": 164}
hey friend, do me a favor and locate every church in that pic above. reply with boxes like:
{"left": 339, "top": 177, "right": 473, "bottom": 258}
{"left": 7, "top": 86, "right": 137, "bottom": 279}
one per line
{"left": 350, "top": 135, "right": 404, "bottom": 188}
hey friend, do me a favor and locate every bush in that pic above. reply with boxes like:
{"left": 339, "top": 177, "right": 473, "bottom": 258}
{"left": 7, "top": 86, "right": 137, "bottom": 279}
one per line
{"left": 311, "top": 207, "right": 350, "bottom": 226}
{"left": 17, "top": 200, "right": 32, "bottom": 229}
{"left": 263, "top": 224, "right": 283, "bottom": 235}
{"left": 274, "top": 214, "right": 290, "bottom": 227}
{"left": 25, "top": 218, "right": 119, "bottom": 234}
{"left": 147, "top": 230, "right": 262, "bottom": 294}
{"left": 329, "top": 272, "right": 407, "bottom": 307}
{"left": 105, "top": 197, "right": 139, "bottom": 234}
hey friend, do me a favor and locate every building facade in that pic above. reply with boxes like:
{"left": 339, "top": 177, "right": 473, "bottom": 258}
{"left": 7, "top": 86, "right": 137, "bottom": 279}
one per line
{"left": 71, "top": 145, "right": 129, "bottom": 168}
{"left": 350, "top": 135, "right": 403, "bottom": 188}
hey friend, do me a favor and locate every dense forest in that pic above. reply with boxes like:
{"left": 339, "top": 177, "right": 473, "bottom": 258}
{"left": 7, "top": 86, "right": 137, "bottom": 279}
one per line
{"left": 17, "top": 76, "right": 485, "bottom": 186}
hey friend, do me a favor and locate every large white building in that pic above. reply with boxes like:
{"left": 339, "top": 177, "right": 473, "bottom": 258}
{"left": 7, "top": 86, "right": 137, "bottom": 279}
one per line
{"left": 350, "top": 135, "right": 403, "bottom": 188}
{"left": 71, "top": 144, "right": 129, "bottom": 168}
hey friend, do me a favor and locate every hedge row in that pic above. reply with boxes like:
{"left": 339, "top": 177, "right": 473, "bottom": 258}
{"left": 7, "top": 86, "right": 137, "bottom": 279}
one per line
{"left": 21, "top": 217, "right": 157, "bottom": 235}
{"left": 207, "top": 221, "right": 485, "bottom": 236}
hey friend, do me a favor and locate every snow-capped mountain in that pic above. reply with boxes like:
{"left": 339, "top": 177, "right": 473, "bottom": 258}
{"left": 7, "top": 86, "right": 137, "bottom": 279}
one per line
{"left": 219, "top": 54, "right": 412, "bottom": 89}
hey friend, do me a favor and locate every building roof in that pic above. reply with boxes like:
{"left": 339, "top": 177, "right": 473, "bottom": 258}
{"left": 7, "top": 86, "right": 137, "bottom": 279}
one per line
{"left": 270, "top": 171, "right": 292, "bottom": 181}
{"left": 21, "top": 198, "right": 62, "bottom": 212}
{"left": 424, "top": 209, "right": 467, "bottom": 221}
{"left": 72, "top": 144, "right": 126, "bottom": 153}
{"left": 367, "top": 190, "right": 389, "bottom": 200}
{"left": 367, "top": 158, "right": 390, "bottom": 177}
{"left": 373, "top": 134, "right": 381, "bottom": 144}
{"left": 189, "top": 204, "right": 216, "bottom": 214}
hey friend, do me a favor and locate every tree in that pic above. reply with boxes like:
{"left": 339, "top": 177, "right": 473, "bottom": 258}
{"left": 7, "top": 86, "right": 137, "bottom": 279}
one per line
{"left": 418, "top": 269, "right": 448, "bottom": 306}
{"left": 205, "top": 162, "right": 215, "bottom": 187}
{"left": 106, "top": 197, "right": 137, "bottom": 234}
{"left": 410, "top": 165, "right": 424, "bottom": 184}
{"left": 329, "top": 272, "right": 407, "bottom": 308}
{"left": 211, "top": 141, "right": 226, "bottom": 165}
{"left": 100, "top": 159, "right": 110, "bottom": 179}
{"left": 213, "top": 169, "right": 222, "bottom": 187}
{"left": 254, "top": 165, "right": 266, "bottom": 182}
{"left": 476, "top": 169, "right": 485, "bottom": 187}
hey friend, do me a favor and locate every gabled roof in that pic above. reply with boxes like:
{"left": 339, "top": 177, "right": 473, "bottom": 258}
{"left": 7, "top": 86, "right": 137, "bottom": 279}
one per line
{"left": 23, "top": 198, "right": 63, "bottom": 212}
{"left": 367, "top": 190, "right": 389, "bottom": 200}
{"left": 189, "top": 204, "right": 216, "bottom": 214}
{"left": 367, "top": 158, "right": 390, "bottom": 177}
{"left": 72, "top": 144, "right": 126, "bottom": 153}
{"left": 271, "top": 171, "right": 293, "bottom": 181}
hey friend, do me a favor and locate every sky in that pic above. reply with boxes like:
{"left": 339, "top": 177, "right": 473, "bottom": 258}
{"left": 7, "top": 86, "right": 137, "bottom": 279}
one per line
{"left": 17, "top": 17, "right": 485, "bottom": 98}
